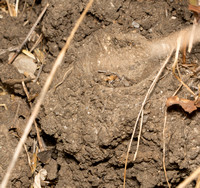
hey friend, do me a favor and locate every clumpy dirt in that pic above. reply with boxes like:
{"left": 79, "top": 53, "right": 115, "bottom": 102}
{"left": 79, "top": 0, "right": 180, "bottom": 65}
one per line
{"left": 1, "top": 0, "right": 200, "bottom": 187}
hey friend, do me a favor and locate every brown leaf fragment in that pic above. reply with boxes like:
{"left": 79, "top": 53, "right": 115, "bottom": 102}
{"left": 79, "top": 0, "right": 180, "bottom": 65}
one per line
{"left": 179, "top": 99, "right": 197, "bottom": 114}
{"left": 195, "top": 97, "right": 200, "bottom": 108}
{"left": 166, "top": 96, "right": 197, "bottom": 113}
{"left": 166, "top": 96, "right": 180, "bottom": 107}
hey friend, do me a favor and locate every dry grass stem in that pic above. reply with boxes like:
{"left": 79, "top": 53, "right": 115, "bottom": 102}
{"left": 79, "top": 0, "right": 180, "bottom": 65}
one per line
{"left": 177, "top": 166, "right": 200, "bottom": 188}
{"left": 8, "top": 3, "right": 49, "bottom": 64}
{"left": 123, "top": 50, "right": 173, "bottom": 188}
{"left": 173, "top": 84, "right": 183, "bottom": 96}
{"left": 0, "top": 46, "right": 19, "bottom": 56}
{"left": 188, "top": 18, "right": 197, "bottom": 53}
{"left": 34, "top": 63, "right": 44, "bottom": 83}
{"left": 22, "top": 81, "right": 45, "bottom": 151}
{"left": 133, "top": 110, "right": 143, "bottom": 161}
{"left": 0, "top": 0, "right": 94, "bottom": 187}
{"left": 6, "top": 0, "right": 15, "bottom": 17}
{"left": 172, "top": 35, "right": 196, "bottom": 96}
{"left": 163, "top": 109, "right": 171, "bottom": 188}
{"left": 23, "top": 144, "right": 32, "bottom": 170}
{"left": 6, "top": 0, "right": 11, "bottom": 16}
{"left": 54, "top": 66, "right": 73, "bottom": 90}
{"left": 30, "top": 34, "right": 43, "bottom": 53}
{"left": 3, "top": 77, "right": 33, "bottom": 85}
{"left": 15, "top": 0, "right": 19, "bottom": 16}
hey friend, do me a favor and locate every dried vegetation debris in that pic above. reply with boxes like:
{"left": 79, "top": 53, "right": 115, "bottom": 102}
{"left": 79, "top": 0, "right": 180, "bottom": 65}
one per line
{"left": 166, "top": 95, "right": 200, "bottom": 113}
{"left": 1, "top": 0, "right": 200, "bottom": 187}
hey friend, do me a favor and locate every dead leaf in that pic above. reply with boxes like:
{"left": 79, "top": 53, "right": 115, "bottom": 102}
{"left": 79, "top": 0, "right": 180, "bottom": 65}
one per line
{"left": 34, "top": 48, "right": 46, "bottom": 64}
{"left": 166, "top": 96, "right": 197, "bottom": 113}
{"left": 33, "top": 169, "right": 47, "bottom": 188}
{"left": 195, "top": 97, "right": 200, "bottom": 108}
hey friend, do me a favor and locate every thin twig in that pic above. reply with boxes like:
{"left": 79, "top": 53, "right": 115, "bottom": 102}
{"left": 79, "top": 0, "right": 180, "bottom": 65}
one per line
{"left": 23, "top": 144, "right": 32, "bottom": 170}
{"left": 30, "top": 34, "right": 43, "bottom": 53}
{"left": 123, "top": 50, "right": 173, "bottom": 188}
{"left": 173, "top": 84, "right": 183, "bottom": 96}
{"left": 177, "top": 166, "right": 200, "bottom": 188}
{"left": 8, "top": 3, "right": 49, "bottom": 64}
{"left": 33, "top": 63, "right": 44, "bottom": 83}
{"left": 0, "top": 46, "right": 19, "bottom": 56}
{"left": 3, "top": 77, "right": 33, "bottom": 85}
{"left": 0, "top": 1, "right": 94, "bottom": 187}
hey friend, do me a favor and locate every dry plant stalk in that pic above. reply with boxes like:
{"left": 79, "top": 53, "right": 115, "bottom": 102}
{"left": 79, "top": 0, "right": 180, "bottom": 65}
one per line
{"left": 0, "top": 0, "right": 94, "bottom": 187}
{"left": 124, "top": 23, "right": 200, "bottom": 188}
{"left": 133, "top": 110, "right": 143, "bottom": 161}
{"left": 177, "top": 166, "right": 200, "bottom": 188}
{"left": 123, "top": 50, "right": 173, "bottom": 188}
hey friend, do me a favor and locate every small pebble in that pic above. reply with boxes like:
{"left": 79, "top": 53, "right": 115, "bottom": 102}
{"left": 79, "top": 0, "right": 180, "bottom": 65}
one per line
{"left": 9, "top": 53, "right": 37, "bottom": 78}
{"left": 148, "top": 28, "right": 153, "bottom": 33}
{"left": 123, "top": 80, "right": 130, "bottom": 87}
{"left": 132, "top": 21, "right": 140, "bottom": 28}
